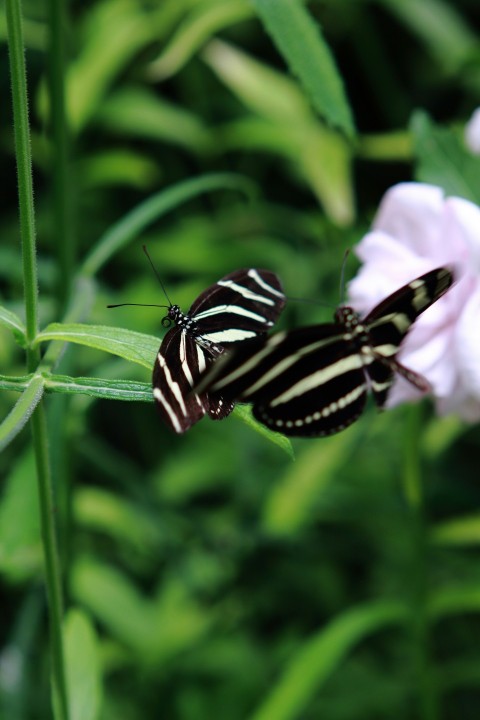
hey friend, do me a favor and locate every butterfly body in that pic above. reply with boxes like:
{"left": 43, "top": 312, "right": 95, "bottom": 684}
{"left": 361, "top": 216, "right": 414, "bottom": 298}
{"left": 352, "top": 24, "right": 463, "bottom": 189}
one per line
{"left": 195, "top": 267, "right": 454, "bottom": 437}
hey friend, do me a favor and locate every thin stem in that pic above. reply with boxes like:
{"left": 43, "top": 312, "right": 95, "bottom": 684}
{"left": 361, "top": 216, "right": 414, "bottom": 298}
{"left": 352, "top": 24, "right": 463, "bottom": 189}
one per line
{"left": 6, "top": 1, "right": 69, "bottom": 718}
{"left": 47, "top": 0, "right": 73, "bottom": 310}
{"left": 6, "top": 0, "right": 38, "bottom": 355}
{"left": 31, "top": 404, "right": 69, "bottom": 720}
{"left": 403, "top": 404, "right": 438, "bottom": 720}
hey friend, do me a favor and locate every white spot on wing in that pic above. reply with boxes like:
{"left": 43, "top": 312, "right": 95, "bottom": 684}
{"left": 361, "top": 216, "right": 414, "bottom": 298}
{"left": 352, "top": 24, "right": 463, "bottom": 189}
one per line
{"left": 247, "top": 269, "right": 284, "bottom": 298}
{"left": 194, "top": 304, "right": 267, "bottom": 323}
{"left": 217, "top": 279, "right": 275, "bottom": 306}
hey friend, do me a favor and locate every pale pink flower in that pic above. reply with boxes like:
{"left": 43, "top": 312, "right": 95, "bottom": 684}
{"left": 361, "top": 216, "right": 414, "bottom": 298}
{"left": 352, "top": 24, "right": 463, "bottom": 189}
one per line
{"left": 347, "top": 182, "right": 480, "bottom": 421}
{"left": 465, "top": 108, "right": 480, "bottom": 155}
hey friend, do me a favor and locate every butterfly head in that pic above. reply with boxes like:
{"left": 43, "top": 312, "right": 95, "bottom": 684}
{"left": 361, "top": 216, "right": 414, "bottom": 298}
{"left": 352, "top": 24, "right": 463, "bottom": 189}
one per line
{"left": 335, "top": 305, "right": 360, "bottom": 330}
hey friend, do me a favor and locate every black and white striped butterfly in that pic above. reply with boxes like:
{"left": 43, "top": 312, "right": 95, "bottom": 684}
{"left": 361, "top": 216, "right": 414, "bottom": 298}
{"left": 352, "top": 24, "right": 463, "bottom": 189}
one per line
{"left": 195, "top": 267, "right": 454, "bottom": 437}
{"left": 150, "top": 268, "right": 285, "bottom": 433}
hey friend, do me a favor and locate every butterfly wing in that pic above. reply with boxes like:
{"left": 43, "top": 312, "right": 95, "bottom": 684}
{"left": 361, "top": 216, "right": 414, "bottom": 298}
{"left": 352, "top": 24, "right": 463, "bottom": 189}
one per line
{"left": 153, "top": 327, "right": 233, "bottom": 433}
{"left": 196, "top": 324, "right": 368, "bottom": 437}
{"left": 363, "top": 267, "right": 453, "bottom": 406}
{"left": 190, "top": 268, "right": 285, "bottom": 345}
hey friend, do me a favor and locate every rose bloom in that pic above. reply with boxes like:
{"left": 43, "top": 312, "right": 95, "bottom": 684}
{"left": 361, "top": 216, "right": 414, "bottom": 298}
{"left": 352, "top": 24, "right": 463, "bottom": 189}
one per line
{"left": 347, "top": 182, "right": 480, "bottom": 421}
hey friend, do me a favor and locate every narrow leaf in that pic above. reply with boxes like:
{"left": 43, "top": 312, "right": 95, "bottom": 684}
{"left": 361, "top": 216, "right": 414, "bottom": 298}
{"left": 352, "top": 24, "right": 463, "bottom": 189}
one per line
{"left": 0, "top": 374, "right": 32, "bottom": 393}
{"left": 44, "top": 373, "right": 153, "bottom": 402}
{"left": 251, "top": 0, "right": 355, "bottom": 137}
{"left": 81, "top": 173, "right": 257, "bottom": 277}
{"left": 233, "top": 404, "right": 294, "bottom": 459}
{"left": 0, "top": 305, "right": 26, "bottom": 345}
{"left": 34, "top": 323, "right": 159, "bottom": 370}
{"left": 0, "top": 375, "right": 44, "bottom": 451}
{"left": 64, "top": 609, "right": 102, "bottom": 720}
{"left": 411, "top": 111, "right": 480, "bottom": 205}
{"left": 148, "top": 0, "right": 253, "bottom": 80}
{"left": 251, "top": 600, "right": 407, "bottom": 720}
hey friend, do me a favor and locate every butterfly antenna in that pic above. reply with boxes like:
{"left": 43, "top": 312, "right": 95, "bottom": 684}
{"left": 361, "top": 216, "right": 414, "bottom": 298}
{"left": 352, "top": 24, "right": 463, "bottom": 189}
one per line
{"left": 142, "top": 245, "right": 173, "bottom": 307}
{"left": 339, "top": 248, "right": 350, "bottom": 304}
{"left": 107, "top": 303, "right": 169, "bottom": 309}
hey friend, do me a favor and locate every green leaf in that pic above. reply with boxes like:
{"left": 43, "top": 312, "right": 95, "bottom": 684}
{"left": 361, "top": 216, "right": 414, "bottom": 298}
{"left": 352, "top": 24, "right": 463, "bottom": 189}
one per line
{"left": 74, "top": 487, "right": 162, "bottom": 550}
{"left": 44, "top": 373, "right": 153, "bottom": 402}
{"left": 95, "top": 87, "right": 213, "bottom": 153}
{"left": 34, "top": 323, "right": 159, "bottom": 370}
{"left": 251, "top": 0, "right": 355, "bottom": 137}
{"left": 203, "top": 41, "right": 354, "bottom": 225}
{"left": 0, "top": 374, "right": 32, "bottom": 393}
{"left": 233, "top": 404, "right": 294, "bottom": 459}
{"left": 0, "top": 375, "right": 44, "bottom": 452}
{"left": 411, "top": 111, "right": 480, "bottom": 205}
{"left": 0, "top": 305, "right": 26, "bottom": 346}
{"left": 64, "top": 609, "right": 102, "bottom": 720}
{"left": 250, "top": 600, "right": 407, "bottom": 720}
{"left": 56, "top": 0, "right": 159, "bottom": 132}
{"left": 80, "top": 173, "right": 257, "bottom": 277}
{"left": 262, "top": 427, "right": 360, "bottom": 536}
{"left": 432, "top": 514, "right": 480, "bottom": 547}
{"left": 380, "top": 0, "right": 477, "bottom": 73}
{"left": 148, "top": 0, "right": 253, "bottom": 80}
{"left": 0, "top": 449, "right": 42, "bottom": 581}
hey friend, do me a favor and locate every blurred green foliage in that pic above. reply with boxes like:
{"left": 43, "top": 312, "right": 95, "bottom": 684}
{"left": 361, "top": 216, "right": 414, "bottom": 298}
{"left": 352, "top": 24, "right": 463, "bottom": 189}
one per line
{"left": 1, "top": 1, "right": 480, "bottom": 719}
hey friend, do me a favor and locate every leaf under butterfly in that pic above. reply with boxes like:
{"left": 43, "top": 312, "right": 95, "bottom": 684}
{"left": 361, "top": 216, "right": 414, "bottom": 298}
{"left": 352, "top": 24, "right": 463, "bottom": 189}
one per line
{"left": 35, "top": 323, "right": 159, "bottom": 369}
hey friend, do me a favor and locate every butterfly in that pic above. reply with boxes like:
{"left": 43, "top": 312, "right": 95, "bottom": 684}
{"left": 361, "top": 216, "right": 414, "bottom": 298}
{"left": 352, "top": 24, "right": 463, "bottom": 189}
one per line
{"left": 150, "top": 268, "right": 285, "bottom": 433}
{"left": 194, "top": 267, "right": 454, "bottom": 437}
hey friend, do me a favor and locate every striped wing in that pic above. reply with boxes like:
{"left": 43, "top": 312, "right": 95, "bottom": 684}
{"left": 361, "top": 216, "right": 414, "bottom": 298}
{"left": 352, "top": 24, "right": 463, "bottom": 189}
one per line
{"left": 152, "top": 327, "right": 234, "bottom": 434}
{"left": 364, "top": 267, "right": 454, "bottom": 405}
{"left": 195, "top": 267, "right": 455, "bottom": 438}
{"left": 196, "top": 325, "right": 368, "bottom": 437}
{"left": 152, "top": 268, "right": 284, "bottom": 433}
{"left": 191, "top": 268, "right": 285, "bottom": 345}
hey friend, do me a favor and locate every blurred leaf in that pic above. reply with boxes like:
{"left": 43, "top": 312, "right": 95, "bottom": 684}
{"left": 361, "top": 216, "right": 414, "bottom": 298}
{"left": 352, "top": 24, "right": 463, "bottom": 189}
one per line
{"left": 42, "top": 0, "right": 159, "bottom": 132}
{"left": 64, "top": 609, "right": 102, "bottom": 720}
{"left": 357, "top": 130, "right": 412, "bottom": 161}
{"left": 250, "top": 600, "right": 407, "bottom": 720}
{"left": 203, "top": 40, "right": 354, "bottom": 225}
{"left": 252, "top": 0, "right": 355, "bottom": 137}
{"left": 44, "top": 374, "right": 152, "bottom": 402}
{"left": 421, "top": 415, "right": 465, "bottom": 457}
{"left": 74, "top": 487, "right": 162, "bottom": 550}
{"left": 71, "top": 559, "right": 213, "bottom": 662}
{"left": 411, "top": 111, "right": 480, "bottom": 204}
{"left": 81, "top": 173, "right": 257, "bottom": 277}
{"left": 35, "top": 324, "right": 158, "bottom": 370}
{"left": 94, "top": 87, "right": 213, "bottom": 153}
{"left": 432, "top": 514, "right": 480, "bottom": 546}
{"left": 262, "top": 427, "right": 360, "bottom": 536}
{"left": 148, "top": 0, "right": 253, "bottom": 80}
{"left": 233, "top": 405, "right": 294, "bottom": 459}
{"left": 203, "top": 38, "right": 312, "bottom": 123}
{"left": 429, "top": 584, "right": 480, "bottom": 619}
{"left": 380, "top": 0, "right": 478, "bottom": 73}
{"left": 79, "top": 149, "right": 160, "bottom": 190}
{"left": 0, "top": 450, "right": 42, "bottom": 582}
{"left": 0, "top": 375, "right": 44, "bottom": 452}
{"left": 0, "top": 305, "right": 26, "bottom": 346}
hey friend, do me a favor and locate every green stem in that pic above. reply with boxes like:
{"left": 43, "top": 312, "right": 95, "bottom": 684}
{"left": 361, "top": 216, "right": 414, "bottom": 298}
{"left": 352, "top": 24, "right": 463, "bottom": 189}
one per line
{"left": 403, "top": 404, "right": 438, "bottom": 720}
{"left": 31, "top": 404, "right": 69, "bottom": 720}
{"left": 47, "top": 0, "right": 73, "bottom": 311}
{"left": 6, "top": 1, "right": 69, "bottom": 718}
{"left": 6, "top": 0, "right": 38, "bottom": 353}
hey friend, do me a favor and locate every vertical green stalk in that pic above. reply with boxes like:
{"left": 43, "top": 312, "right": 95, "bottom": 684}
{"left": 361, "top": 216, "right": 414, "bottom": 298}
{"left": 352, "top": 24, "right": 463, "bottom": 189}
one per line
{"left": 403, "top": 404, "right": 438, "bottom": 720}
{"left": 5, "top": 0, "right": 69, "bottom": 718}
{"left": 48, "top": 0, "right": 73, "bottom": 310}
